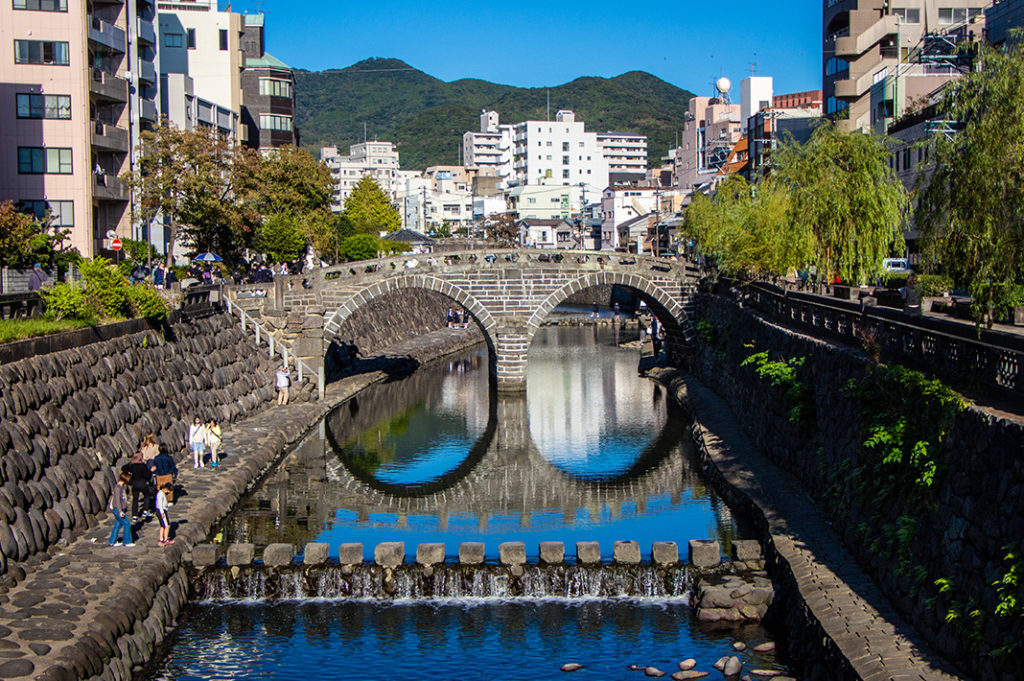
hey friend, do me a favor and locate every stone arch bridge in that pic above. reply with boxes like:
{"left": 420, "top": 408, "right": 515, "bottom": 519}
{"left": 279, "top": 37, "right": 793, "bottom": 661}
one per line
{"left": 231, "top": 250, "right": 699, "bottom": 391}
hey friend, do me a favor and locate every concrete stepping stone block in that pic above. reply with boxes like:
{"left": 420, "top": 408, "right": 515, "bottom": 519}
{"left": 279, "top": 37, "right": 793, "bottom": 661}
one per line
{"left": 459, "top": 542, "right": 485, "bottom": 565}
{"left": 416, "top": 543, "right": 445, "bottom": 566}
{"left": 732, "top": 539, "right": 762, "bottom": 562}
{"left": 338, "top": 543, "right": 363, "bottom": 565}
{"left": 226, "top": 543, "right": 254, "bottom": 566}
{"left": 262, "top": 543, "right": 294, "bottom": 567}
{"left": 688, "top": 539, "right": 720, "bottom": 568}
{"left": 539, "top": 541, "right": 565, "bottom": 564}
{"left": 374, "top": 542, "right": 404, "bottom": 568}
{"left": 652, "top": 541, "right": 679, "bottom": 565}
{"left": 613, "top": 540, "right": 641, "bottom": 564}
{"left": 191, "top": 544, "right": 220, "bottom": 567}
{"left": 499, "top": 542, "right": 526, "bottom": 566}
{"left": 303, "top": 543, "right": 329, "bottom": 566}
{"left": 576, "top": 541, "right": 601, "bottom": 564}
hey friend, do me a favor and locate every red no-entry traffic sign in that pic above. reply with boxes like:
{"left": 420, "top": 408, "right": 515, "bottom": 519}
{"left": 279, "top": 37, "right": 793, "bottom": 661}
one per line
{"left": 111, "top": 238, "right": 122, "bottom": 251}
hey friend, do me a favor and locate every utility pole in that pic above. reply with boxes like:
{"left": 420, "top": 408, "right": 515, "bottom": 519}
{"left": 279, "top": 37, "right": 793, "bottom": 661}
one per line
{"left": 579, "top": 182, "right": 587, "bottom": 250}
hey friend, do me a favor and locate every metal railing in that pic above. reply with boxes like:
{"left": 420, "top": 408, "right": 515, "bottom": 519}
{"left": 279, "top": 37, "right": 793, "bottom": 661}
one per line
{"left": 735, "top": 281, "right": 1024, "bottom": 399}
{"left": 0, "top": 292, "right": 43, "bottom": 320}
{"left": 224, "top": 298, "right": 325, "bottom": 400}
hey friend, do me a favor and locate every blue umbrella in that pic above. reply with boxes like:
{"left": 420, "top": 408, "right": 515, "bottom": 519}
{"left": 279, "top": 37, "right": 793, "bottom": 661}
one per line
{"left": 193, "top": 252, "right": 223, "bottom": 262}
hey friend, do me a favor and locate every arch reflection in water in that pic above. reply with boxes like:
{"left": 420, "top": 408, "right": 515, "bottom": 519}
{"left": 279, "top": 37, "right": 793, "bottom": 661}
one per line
{"left": 218, "top": 325, "right": 739, "bottom": 560}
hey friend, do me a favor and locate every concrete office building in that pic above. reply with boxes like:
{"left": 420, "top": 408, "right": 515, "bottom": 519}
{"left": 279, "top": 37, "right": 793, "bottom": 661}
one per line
{"left": 239, "top": 13, "right": 297, "bottom": 150}
{"left": 321, "top": 142, "right": 401, "bottom": 212}
{"left": 157, "top": 0, "right": 242, "bottom": 140}
{"left": 823, "top": 0, "right": 987, "bottom": 131}
{"left": 463, "top": 110, "right": 515, "bottom": 187}
{"left": 672, "top": 95, "right": 743, "bottom": 198}
{"left": 0, "top": 0, "right": 161, "bottom": 258}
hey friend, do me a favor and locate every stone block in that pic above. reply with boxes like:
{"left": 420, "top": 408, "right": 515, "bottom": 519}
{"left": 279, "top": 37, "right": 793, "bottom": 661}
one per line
{"left": 291, "top": 338, "right": 323, "bottom": 358}
{"left": 374, "top": 542, "right": 404, "bottom": 568}
{"left": 303, "top": 543, "right": 329, "bottom": 566}
{"left": 732, "top": 540, "right": 762, "bottom": 562}
{"left": 191, "top": 544, "right": 219, "bottom": 567}
{"left": 652, "top": 541, "right": 679, "bottom": 565}
{"left": 576, "top": 541, "right": 601, "bottom": 565}
{"left": 688, "top": 539, "right": 720, "bottom": 568}
{"left": 302, "top": 316, "right": 322, "bottom": 330}
{"left": 459, "top": 542, "right": 485, "bottom": 565}
{"left": 539, "top": 541, "right": 565, "bottom": 564}
{"left": 226, "top": 543, "right": 255, "bottom": 566}
{"left": 338, "top": 543, "right": 364, "bottom": 565}
{"left": 613, "top": 540, "right": 641, "bottom": 564}
{"left": 499, "top": 542, "right": 526, "bottom": 566}
{"left": 262, "top": 543, "right": 294, "bottom": 568}
{"left": 416, "top": 543, "right": 445, "bottom": 566}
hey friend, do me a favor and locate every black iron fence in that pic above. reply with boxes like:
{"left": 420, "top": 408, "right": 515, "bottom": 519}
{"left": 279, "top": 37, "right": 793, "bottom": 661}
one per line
{"left": 734, "top": 281, "right": 1024, "bottom": 399}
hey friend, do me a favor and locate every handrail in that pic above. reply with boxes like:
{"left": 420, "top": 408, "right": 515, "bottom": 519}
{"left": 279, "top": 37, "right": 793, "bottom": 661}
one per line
{"left": 224, "top": 298, "right": 325, "bottom": 400}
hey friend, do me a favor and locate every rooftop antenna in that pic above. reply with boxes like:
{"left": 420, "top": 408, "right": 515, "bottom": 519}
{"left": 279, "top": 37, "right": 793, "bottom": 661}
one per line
{"left": 748, "top": 54, "right": 759, "bottom": 77}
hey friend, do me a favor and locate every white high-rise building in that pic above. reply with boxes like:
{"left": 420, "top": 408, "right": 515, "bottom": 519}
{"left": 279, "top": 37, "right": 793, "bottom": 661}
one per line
{"left": 464, "top": 109, "right": 648, "bottom": 191}
{"left": 741, "top": 76, "right": 774, "bottom": 126}
{"left": 321, "top": 142, "right": 401, "bottom": 212}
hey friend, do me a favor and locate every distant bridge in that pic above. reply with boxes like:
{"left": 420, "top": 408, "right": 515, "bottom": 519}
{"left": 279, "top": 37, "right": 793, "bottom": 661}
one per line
{"left": 235, "top": 250, "right": 700, "bottom": 392}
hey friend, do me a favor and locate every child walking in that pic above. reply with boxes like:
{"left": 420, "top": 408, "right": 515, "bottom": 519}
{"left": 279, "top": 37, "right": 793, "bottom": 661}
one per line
{"left": 108, "top": 472, "right": 134, "bottom": 547}
{"left": 155, "top": 482, "right": 174, "bottom": 545}
{"left": 188, "top": 416, "right": 207, "bottom": 469}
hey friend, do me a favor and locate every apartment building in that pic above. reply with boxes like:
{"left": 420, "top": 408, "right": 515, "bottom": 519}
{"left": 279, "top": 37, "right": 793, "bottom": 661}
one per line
{"left": 596, "top": 132, "right": 648, "bottom": 184}
{"left": 672, "top": 96, "right": 744, "bottom": 198}
{"left": 600, "top": 185, "right": 659, "bottom": 251}
{"left": 157, "top": 0, "right": 242, "bottom": 140}
{"left": 0, "top": 0, "right": 161, "bottom": 258}
{"left": 321, "top": 142, "right": 401, "bottom": 213}
{"left": 463, "top": 110, "right": 515, "bottom": 186}
{"left": 239, "top": 13, "right": 297, "bottom": 150}
{"left": 823, "top": 0, "right": 987, "bottom": 131}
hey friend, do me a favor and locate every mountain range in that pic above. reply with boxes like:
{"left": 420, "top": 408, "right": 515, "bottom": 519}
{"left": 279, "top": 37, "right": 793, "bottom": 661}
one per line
{"left": 293, "top": 58, "right": 695, "bottom": 170}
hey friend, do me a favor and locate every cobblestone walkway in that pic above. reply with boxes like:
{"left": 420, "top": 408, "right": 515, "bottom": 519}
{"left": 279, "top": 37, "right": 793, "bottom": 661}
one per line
{"left": 655, "top": 370, "right": 968, "bottom": 681}
{"left": 0, "top": 329, "right": 480, "bottom": 681}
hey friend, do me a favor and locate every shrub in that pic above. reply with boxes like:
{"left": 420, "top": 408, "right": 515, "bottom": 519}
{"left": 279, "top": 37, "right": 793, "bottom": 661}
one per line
{"left": 127, "top": 284, "right": 168, "bottom": 320}
{"left": 881, "top": 272, "right": 952, "bottom": 297}
{"left": 77, "top": 257, "right": 131, "bottom": 318}
{"left": 40, "top": 283, "right": 93, "bottom": 322}
{"left": 340, "top": 234, "right": 379, "bottom": 261}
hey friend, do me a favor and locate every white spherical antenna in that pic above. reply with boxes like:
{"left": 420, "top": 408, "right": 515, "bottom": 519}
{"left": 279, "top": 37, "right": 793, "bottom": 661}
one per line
{"left": 715, "top": 77, "right": 732, "bottom": 95}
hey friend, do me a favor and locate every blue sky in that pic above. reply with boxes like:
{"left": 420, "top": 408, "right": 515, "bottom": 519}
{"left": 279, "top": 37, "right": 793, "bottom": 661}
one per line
{"left": 230, "top": 0, "right": 822, "bottom": 95}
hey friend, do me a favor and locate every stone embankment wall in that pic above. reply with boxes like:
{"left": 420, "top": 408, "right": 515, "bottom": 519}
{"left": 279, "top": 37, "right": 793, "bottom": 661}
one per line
{"left": 0, "top": 313, "right": 281, "bottom": 580}
{"left": 693, "top": 294, "right": 1024, "bottom": 680}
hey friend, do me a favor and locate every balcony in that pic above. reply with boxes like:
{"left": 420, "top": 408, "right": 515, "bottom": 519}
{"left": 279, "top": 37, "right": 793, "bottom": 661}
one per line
{"left": 93, "top": 174, "right": 128, "bottom": 202}
{"left": 90, "top": 69, "right": 129, "bottom": 102}
{"left": 835, "top": 14, "right": 898, "bottom": 58}
{"left": 88, "top": 18, "right": 127, "bottom": 54}
{"left": 141, "top": 99, "right": 158, "bottom": 121}
{"left": 138, "top": 60, "right": 156, "bottom": 84}
{"left": 137, "top": 17, "right": 156, "bottom": 45}
{"left": 92, "top": 121, "right": 129, "bottom": 153}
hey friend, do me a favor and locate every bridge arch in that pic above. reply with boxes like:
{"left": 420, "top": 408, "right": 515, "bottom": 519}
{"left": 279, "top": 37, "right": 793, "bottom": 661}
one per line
{"left": 525, "top": 271, "right": 692, "bottom": 361}
{"left": 322, "top": 274, "right": 499, "bottom": 371}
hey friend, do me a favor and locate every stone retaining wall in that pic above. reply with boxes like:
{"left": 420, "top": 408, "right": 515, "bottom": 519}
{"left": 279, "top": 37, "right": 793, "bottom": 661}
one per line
{"left": 0, "top": 312, "right": 282, "bottom": 580}
{"left": 693, "top": 295, "right": 1024, "bottom": 680}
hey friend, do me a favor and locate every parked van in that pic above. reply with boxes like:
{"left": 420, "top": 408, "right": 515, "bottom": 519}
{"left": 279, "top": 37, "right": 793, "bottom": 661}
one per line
{"left": 883, "top": 258, "right": 910, "bottom": 272}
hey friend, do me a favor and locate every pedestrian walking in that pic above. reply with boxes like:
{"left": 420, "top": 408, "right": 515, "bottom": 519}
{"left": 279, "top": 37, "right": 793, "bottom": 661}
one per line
{"left": 123, "top": 451, "right": 153, "bottom": 520}
{"left": 188, "top": 417, "right": 207, "bottom": 469}
{"left": 207, "top": 419, "right": 222, "bottom": 467}
{"left": 107, "top": 472, "right": 134, "bottom": 547}
{"left": 155, "top": 483, "right": 174, "bottom": 545}
{"left": 591, "top": 303, "right": 599, "bottom": 319}
{"left": 152, "top": 444, "right": 177, "bottom": 504}
{"left": 614, "top": 302, "right": 620, "bottom": 321}
{"left": 276, "top": 364, "right": 291, "bottom": 405}
{"left": 27, "top": 264, "right": 49, "bottom": 292}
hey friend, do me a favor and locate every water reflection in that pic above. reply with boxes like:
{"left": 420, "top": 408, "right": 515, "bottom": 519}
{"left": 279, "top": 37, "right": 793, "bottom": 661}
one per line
{"left": 219, "top": 324, "right": 739, "bottom": 559}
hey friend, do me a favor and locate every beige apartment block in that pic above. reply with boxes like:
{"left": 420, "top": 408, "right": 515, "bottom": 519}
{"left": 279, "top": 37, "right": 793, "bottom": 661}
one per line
{"left": 672, "top": 96, "right": 743, "bottom": 198}
{"left": 823, "top": 0, "right": 987, "bottom": 131}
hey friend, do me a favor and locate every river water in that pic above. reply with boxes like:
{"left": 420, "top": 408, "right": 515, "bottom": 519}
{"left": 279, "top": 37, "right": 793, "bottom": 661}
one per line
{"left": 144, "top": 321, "right": 789, "bottom": 681}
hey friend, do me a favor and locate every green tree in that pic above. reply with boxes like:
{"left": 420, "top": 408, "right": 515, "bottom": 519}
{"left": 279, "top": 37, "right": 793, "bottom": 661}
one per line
{"left": 341, "top": 177, "right": 401, "bottom": 234}
{"left": 773, "top": 121, "right": 908, "bottom": 285}
{"left": 254, "top": 214, "right": 307, "bottom": 263}
{"left": 917, "top": 42, "right": 1024, "bottom": 324}
{"left": 0, "top": 200, "right": 41, "bottom": 270}
{"left": 340, "top": 234, "right": 379, "bottom": 261}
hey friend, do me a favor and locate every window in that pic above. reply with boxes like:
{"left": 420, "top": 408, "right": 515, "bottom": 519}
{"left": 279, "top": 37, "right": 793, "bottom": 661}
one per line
{"left": 164, "top": 33, "right": 183, "bottom": 48}
{"left": 259, "top": 114, "right": 292, "bottom": 131}
{"left": 19, "top": 199, "right": 73, "bottom": 227}
{"left": 258, "top": 78, "right": 292, "bottom": 98}
{"left": 13, "top": 0, "right": 67, "bottom": 10}
{"left": 826, "top": 57, "right": 849, "bottom": 76}
{"left": 893, "top": 8, "right": 921, "bottom": 24}
{"left": 562, "top": 142, "right": 569, "bottom": 151}
{"left": 938, "top": 7, "right": 980, "bottom": 24}
{"left": 562, "top": 169, "right": 570, "bottom": 179}
{"left": 16, "top": 93, "right": 71, "bottom": 119}
{"left": 17, "top": 147, "right": 72, "bottom": 174}
{"left": 562, "top": 155, "right": 569, "bottom": 165}
{"left": 219, "top": 29, "right": 228, "bottom": 51}
{"left": 14, "top": 40, "right": 69, "bottom": 65}
{"left": 186, "top": 28, "right": 196, "bottom": 49}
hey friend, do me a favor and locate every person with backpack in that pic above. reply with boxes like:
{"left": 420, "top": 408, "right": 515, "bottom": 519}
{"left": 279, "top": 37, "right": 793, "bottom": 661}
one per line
{"left": 151, "top": 444, "right": 178, "bottom": 504}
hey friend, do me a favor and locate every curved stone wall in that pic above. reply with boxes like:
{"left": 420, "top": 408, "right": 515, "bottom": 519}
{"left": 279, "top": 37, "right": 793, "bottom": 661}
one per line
{"left": 0, "top": 313, "right": 280, "bottom": 578}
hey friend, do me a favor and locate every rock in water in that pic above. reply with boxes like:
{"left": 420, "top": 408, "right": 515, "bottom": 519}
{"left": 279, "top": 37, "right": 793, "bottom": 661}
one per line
{"left": 732, "top": 642, "right": 747, "bottom": 651}
{"left": 645, "top": 668, "right": 666, "bottom": 678}
{"left": 629, "top": 664, "right": 644, "bottom": 671}
{"left": 750, "top": 671, "right": 784, "bottom": 678}
{"left": 561, "top": 663, "right": 584, "bottom": 673}
{"left": 752, "top": 642, "right": 775, "bottom": 653}
{"left": 713, "top": 657, "right": 729, "bottom": 672}
{"left": 678, "top": 659, "right": 697, "bottom": 671}
{"left": 672, "top": 672, "right": 709, "bottom": 681}
{"left": 724, "top": 656, "right": 743, "bottom": 676}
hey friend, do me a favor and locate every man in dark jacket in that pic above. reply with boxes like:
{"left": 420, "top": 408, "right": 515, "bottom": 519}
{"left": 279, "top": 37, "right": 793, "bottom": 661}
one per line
{"left": 27, "top": 264, "right": 49, "bottom": 291}
{"left": 151, "top": 445, "right": 178, "bottom": 504}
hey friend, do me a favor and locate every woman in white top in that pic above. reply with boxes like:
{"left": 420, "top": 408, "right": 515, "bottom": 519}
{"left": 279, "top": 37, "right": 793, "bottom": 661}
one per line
{"left": 187, "top": 417, "right": 207, "bottom": 469}
{"left": 207, "top": 419, "right": 222, "bottom": 467}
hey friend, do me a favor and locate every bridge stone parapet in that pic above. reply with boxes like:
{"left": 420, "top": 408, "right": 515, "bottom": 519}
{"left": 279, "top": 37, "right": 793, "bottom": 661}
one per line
{"left": 228, "top": 250, "right": 699, "bottom": 391}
